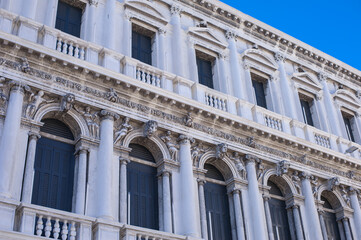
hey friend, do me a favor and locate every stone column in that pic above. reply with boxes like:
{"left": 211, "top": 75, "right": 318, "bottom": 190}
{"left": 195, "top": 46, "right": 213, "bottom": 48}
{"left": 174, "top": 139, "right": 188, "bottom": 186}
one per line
{"left": 21, "top": 132, "right": 41, "bottom": 203}
{"left": 103, "top": 0, "right": 116, "bottom": 50}
{"left": 318, "top": 73, "right": 343, "bottom": 136}
{"left": 349, "top": 188, "right": 361, "bottom": 239}
{"left": 287, "top": 208, "right": 297, "bottom": 240}
{"left": 342, "top": 218, "right": 352, "bottom": 240}
{"left": 228, "top": 193, "right": 237, "bottom": 240}
{"left": 242, "top": 63, "right": 256, "bottom": 104}
{"left": 170, "top": 4, "right": 185, "bottom": 77}
{"left": 274, "top": 52, "right": 297, "bottom": 119}
{"left": 177, "top": 135, "right": 197, "bottom": 237}
{"left": 292, "top": 205, "right": 304, "bottom": 240}
{"left": 74, "top": 148, "right": 88, "bottom": 214}
{"left": 188, "top": 40, "right": 198, "bottom": 83}
{"left": 314, "top": 95, "right": 330, "bottom": 132}
{"left": 233, "top": 189, "right": 245, "bottom": 240}
{"left": 158, "top": 175, "right": 164, "bottom": 231}
{"left": 119, "top": 158, "right": 129, "bottom": 223}
{"left": 217, "top": 53, "right": 231, "bottom": 94}
{"left": 318, "top": 210, "right": 328, "bottom": 240}
{"left": 22, "top": 0, "right": 38, "bottom": 20}
{"left": 45, "top": 0, "right": 58, "bottom": 27}
{"left": 263, "top": 196, "right": 274, "bottom": 240}
{"left": 198, "top": 179, "right": 208, "bottom": 240}
{"left": 94, "top": 110, "right": 119, "bottom": 219}
{"left": 85, "top": 0, "right": 98, "bottom": 42}
{"left": 0, "top": 82, "right": 27, "bottom": 198}
{"left": 157, "top": 29, "right": 166, "bottom": 70}
{"left": 162, "top": 171, "right": 172, "bottom": 233}
{"left": 226, "top": 30, "right": 246, "bottom": 100}
{"left": 300, "top": 173, "right": 323, "bottom": 239}
{"left": 244, "top": 155, "right": 267, "bottom": 239}
{"left": 337, "top": 220, "right": 345, "bottom": 240}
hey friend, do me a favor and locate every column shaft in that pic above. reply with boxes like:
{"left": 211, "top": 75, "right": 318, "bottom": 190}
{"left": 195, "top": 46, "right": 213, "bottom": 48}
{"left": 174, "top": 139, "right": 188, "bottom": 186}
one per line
{"left": 123, "top": 16, "right": 132, "bottom": 56}
{"left": 45, "top": 0, "right": 58, "bottom": 27}
{"left": 158, "top": 31, "right": 166, "bottom": 70}
{"left": 119, "top": 159, "right": 128, "bottom": 223}
{"left": 350, "top": 192, "right": 361, "bottom": 239}
{"left": 171, "top": 11, "right": 185, "bottom": 77}
{"left": 162, "top": 172, "right": 172, "bottom": 233}
{"left": 158, "top": 176, "right": 164, "bottom": 231}
{"left": 21, "top": 133, "right": 40, "bottom": 203}
{"left": 0, "top": 85, "right": 25, "bottom": 198}
{"left": 233, "top": 190, "right": 245, "bottom": 240}
{"left": 22, "top": 0, "right": 38, "bottom": 19}
{"left": 292, "top": 206, "right": 304, "bottom": 240}
{"left": 287, "top": 208, "right": 297, "bottom": 240}
{"left": 85, "top": 3, "right": 97, "bottom": 42}
{"left": 198, "top": 181, "right": 208, "bottom": 240}
{"left": 74, "top": 149, "right": 87, "bottom": 214}
{"left": 228, "top": 194, "right": 237, "bottom": 240}
{"left": 343, "top": 218, "right": 352, "bottom": 240}
{"left": 103, "top": 0, "right": 116, "bottom": 49}
{"left": 319, "top": 213, "right": 328, "bottom": 240}
{"left": 188, "top": 42, "right": 198, "bottom": 83}
{"left": 243, "top": 67, "right": 255, "bottom": 104}
{"left": 228, "top": 37, "right": 245, "bottom": 99}
{"left": 264, "top": 198, "right": 274, "bottom": 240}
{"left": 338, "top": 220, "right": 346, "bottom": 240}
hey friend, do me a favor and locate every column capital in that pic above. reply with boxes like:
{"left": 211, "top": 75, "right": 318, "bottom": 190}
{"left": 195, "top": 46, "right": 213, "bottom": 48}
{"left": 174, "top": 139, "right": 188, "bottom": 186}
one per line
{"left": 170, "top": 4, "right": 182, "bottom": 16}
{"left": 9, "top": 80, "right": 30, "bottom": 93}
{"left": 292, "top": 204, "right": 300, "bottom": 210}
{"left": 162, "top": 171, "right": 171, "bottom": 177}
{"left": 28, "top": 131, "right": 41, "bottom": 141}
{"left": 225, "top": 29, "right": 237, "bottom": 40}
{"left": 177, "top": 134, "right": 194, "bottom": 144}
{"left": 243, "top": 154, "right": 259, "bottom": 165}
{"left": 317, "top": 72, "right": 329, "bottom": 82}
{"left": 347, "top": 186, "right": 359, "bottom": 195}
{"left": 299, "top": 171, "right": 311, "bottom": 180}
{"left": 263, "top": 195, "right": 270, "bottom": 201}
{"left": 119, "top": 157, "right": 130, "bottom": 165}
{"left": 159, "top": 28, "right": 166, "bottom": 35}
{"left": 75, "top": 147, "right": 89, "bottom": 155}
{"left": 232, "top": 189, "right": 241, "bottom": 195}
{"left": 99, "top": 109, "right": 120, "bottom": 121}
{"left": 243, "top": 62, "right": 250, "bottom": 70}
{"left": 88, "top": 0, "right": 98, "bottom": 6}
{"left": 274, "top": 51, "right": 286, "bottom": 62}
{"left": 197, "top": 178, "right": 206, "bottom": 185}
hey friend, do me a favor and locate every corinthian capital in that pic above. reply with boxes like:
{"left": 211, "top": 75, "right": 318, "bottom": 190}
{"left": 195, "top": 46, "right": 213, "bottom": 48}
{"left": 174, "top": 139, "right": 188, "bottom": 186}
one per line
{"left": 99, "top": 109, "right": 120, "bottom": 121}
{"left": 177, "top": 134, "right": 194, "bottom": 144}
{"left": 9, "top": 80, "right": 30, "bottom": 93}
{"left": 88, "top": 0, "right": 98, "bottom": 6}
{"left": 171, "top": 4, "right": 182, "bottom": 16}
{"left": 225, "top": 29, "right": 237, "bottom": 40}
{"left": 243, "top": 154, "right": 259, "bottom": 165}
{"left": 274, "top": 51, "right": 285, "bottom": 62}
{"left": 317, "top": 72, "right": 328, "bottom": 82}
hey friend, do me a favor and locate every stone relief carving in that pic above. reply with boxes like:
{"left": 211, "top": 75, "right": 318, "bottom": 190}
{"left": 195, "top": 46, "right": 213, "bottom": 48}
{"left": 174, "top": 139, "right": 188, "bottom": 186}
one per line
{"left": 246, "top": 136, "right": 255, "bottom": 148}
{"left": 0, "top": 77, "right": 8, "bottom": 113}
{"left": 230, "top": 152, "right": 246, "bottom": 179}
{"left": 88, "top": 0, "right": 98, "bottom": 6}
{"left": 160, "top": 131, "right": 179, "bottom": 161}
{"left": 317, "top": 72, "right": 328, "bottom": 82}
{"left": 74, "top": 105, "right": 99, "bottom": 139}
{"left": 257, "top": 161, "right": 265, "bottom": 180}
{"left": 60, "top": 93, "right": 75, "bottom": 113}
{"left": 170, "top": 4, "right": 181, "bottom": 15}
{"left": 216, "top": 143, "right": 228, "bottom": 160}
{"left": 196, "top": 20, "right": 208, "bottom": 28}
{"left": 274, "top": 51, "right": 285, "bottom": 62}
{"left": 327, "top": 177, "right": 340, "bottom": 191}
{"left": 291, "top": 171, "right": 302, "bottom": 194}
{"left": 144, "top": 120, "right": 158, "bottom": 138}
{"left": 225, "top": 29, "right": 236, "bottom": 40}
{"left": 191, "top": 142, "right": 206, "bottom": 166}
{"left": 25, "top": 90, "right": 54, "bottom": 119}
{"left": 184, "top": 112, "right": 193, "bottom": 127}
{"left": 114, "top": 117, "right": 133, "bottom": 145}
{"left": 21, "top": 57, "right": 30, "bottom": 73}
{"left": 106, "top": 88, "right": 118, "bottom": 102}
{"left": 310, "top": 175, "right": 319, "bottom": 198}
{"left": 356, "top": 90, "right": 361, "bottom": 99}
{"left": 340, "top": 185, "right": 351, "bottom": 207}
{"left": 276, "top": 160, "right": 290, "bottom": 176}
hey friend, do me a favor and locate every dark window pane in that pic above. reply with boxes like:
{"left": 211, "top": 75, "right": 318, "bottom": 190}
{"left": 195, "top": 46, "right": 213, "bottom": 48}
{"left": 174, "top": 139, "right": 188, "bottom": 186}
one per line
{"left": 343, "top": 116, "right": 355, "bottom": 142}
{"left": 196, "top": 57, "right": 213, "bottom": 89}
{"left": 300, "top": 99, "right": 314, "bottom": 126}
{"left": 252, "top": 80, "right": 267, "bottom": 109}
{"left": 205, "top": 164, "right": 224, "bottom": 181}
{"left": 55, "top": 1, "right": 82, "bottom": 38}
{"left": 132, "top": 31, "right": 152, "bottom": 65}
{"left": 269, "top": 198, "right": 291, "bottom": 240}
{"left": 322, "top": 211, "right": 341, "bottom": 240}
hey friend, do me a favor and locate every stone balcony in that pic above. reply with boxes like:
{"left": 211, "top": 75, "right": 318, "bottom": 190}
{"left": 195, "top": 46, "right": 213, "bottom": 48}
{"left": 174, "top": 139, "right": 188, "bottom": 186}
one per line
{"left": 0, "top": 8, "right": 360, "bottom": 165}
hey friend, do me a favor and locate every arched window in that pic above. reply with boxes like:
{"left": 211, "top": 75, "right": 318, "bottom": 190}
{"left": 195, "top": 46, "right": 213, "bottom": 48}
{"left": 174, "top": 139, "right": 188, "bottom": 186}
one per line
{"left": 321, "top": 194, "right": 341, "bottom": 240}
{"left": 32, "top": 119, "right": 75, "bottom": 212}
{"left": 127, "top": 143, "right": 159, "bottom": 230}
{"left": 267, "top": 180, "right": 291, "bottom": 240}
{"left": 204, "top": 163, "right": 231, "bottom": 240}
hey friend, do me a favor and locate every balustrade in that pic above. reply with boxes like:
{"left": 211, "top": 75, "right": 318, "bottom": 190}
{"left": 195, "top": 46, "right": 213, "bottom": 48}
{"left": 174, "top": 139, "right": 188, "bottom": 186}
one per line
{"left": 264, "top": 114, "right": 283, "bottom": 131}
{"left": 314, "top": 133, "right": 331, "bottom": 149}
{"left": 205, "top": 92, "right": 227, "bottom": 111}
{"left": 121, "top": 225, "right": 186, "bottom": 240}
{"left": 56, "top": 36, "right": 86, "bottom": 60}
{"left": 136, "top": 66, "right": 161, "bottom": 87}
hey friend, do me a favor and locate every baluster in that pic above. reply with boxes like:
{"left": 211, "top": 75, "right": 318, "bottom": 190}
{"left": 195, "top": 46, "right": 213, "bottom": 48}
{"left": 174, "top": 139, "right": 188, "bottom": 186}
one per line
{"left": 205, "top": 93, "right": 209, "bottom": 106}
{"left": 151, "top": 74, "right": 156, "bottom": 86}
{"left": 141, "top": 70, "right": 146, "bottom": 82}
{"left": 222, "top": 99, "right": 226, "bottom": 111}
{"left": 53, "top": 219, "right": 60, "bottom": 239}
{"left": 209, "top": 95, "right": 214, "bottom": 107}
{"left": 146, "top": 71, "right": 151, "bottom": 84}
{"left": 62, "top": 40, "right": 68, "bottom": 54}
{"left": 214, "top": 97, "right": 219, "bottom": 109}
{"left": 36, "top": 215, "right": 44, "bottom": 236}
{"left": 74, "top": 44, "right": 80, "bottom": 58}
{"left": 156, "top": 74, "right": 161, "bottom": 87}
{"left": 56, "top": 38, "right": 62, "bottom": 51}
{"left": 68, "top": 42, "right": 74, "bottom": 56}
{"left": 69, "top": 221, "right": 76, "bottom": 240}
{"left": 265, "top": 116, "right": 269, "bottom": 127}
{"left": 45, "top": 216, "right": 52, "bottom": 237}
{"left": 80, "top": 47, "right": 85, "bottom": 60}
{"left": 61, "top": 220, "right": 69, "bottom": 240}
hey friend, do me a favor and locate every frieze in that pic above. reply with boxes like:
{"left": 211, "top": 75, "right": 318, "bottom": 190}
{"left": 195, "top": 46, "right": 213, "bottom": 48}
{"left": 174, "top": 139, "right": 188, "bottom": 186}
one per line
{"left": 1, "top": 57, "right": 360, "bottom": 182}
{"left": 0, "top": 57, "right": 52, "bottom": 80}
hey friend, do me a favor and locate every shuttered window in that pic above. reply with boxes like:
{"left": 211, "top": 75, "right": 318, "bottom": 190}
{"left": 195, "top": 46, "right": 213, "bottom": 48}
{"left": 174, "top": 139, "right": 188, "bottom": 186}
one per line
{"left": 127, "top": 144, "right": 158, "bottom": 230}
{"left": 132, "top": 31, "right": 152, "bottom": 65}
{"left": 343, "top": 115, "right": 355, "bottom": 142}
{"left": 252, "top": 80, "right": 267, "bottom": 109}
{"left": 321, "top": 196, "right": 341, "bottom": 240}
{"left": 300, "top": 99, "right": 314, "bottom": 126}
{"left": 196, "top": 57, "right": 214, "bottom": 89}
{"left": 55, "top": 1, "right": 82, "bottom": 38}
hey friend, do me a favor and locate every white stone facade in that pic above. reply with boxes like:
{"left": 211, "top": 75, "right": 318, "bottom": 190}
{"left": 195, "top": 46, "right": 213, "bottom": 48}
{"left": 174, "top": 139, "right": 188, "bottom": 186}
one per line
{"left": 0, "top": 0, "right": 360, "bottom": 240}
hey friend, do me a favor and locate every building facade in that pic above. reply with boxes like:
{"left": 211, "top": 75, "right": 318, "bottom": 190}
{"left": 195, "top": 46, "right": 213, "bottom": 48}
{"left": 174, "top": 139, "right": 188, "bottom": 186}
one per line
{"left": 0, "top": 0, "right": 360, "bottom": 239}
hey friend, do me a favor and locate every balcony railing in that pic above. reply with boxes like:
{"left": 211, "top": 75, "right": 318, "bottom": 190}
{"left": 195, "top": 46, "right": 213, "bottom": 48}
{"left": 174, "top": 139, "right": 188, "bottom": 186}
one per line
{"left": 0, "top": 8, "right": 360, "bottom": 160}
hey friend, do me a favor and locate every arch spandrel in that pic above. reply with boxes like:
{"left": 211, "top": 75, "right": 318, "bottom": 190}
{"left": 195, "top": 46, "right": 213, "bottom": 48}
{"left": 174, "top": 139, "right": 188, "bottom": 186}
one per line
{"left": 123, "top": 128, "right": 171, "bottom": 163}
{"left": 33, "top": 103, "right": 89, "bottom": 138}
{"left": 198, "top": 151, "right": 239, "bottom": 181}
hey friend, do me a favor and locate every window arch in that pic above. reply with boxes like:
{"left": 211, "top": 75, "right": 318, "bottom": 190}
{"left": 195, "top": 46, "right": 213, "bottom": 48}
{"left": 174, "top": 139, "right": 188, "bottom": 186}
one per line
{"left": 31, "top": 118, "right": 75, "bottom": 212}
{"left": 127, "top": 143, "right": 159, "bottom": 230}
{"left": 204, "top": 163, "right": 232, "bottom": 240}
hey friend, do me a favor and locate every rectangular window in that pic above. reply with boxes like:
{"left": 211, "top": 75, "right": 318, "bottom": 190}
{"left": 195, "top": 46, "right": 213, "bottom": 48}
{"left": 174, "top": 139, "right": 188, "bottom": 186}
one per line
{"left": 343, "top": 115, "right": 355, "bottom": 142}
{"left": 132, "top": 30, "right": 152, "bottom": 65}
{"left": 252, "top": 79, "right": 267, "bottom": 109}
{"left": 300, "top": 99, "right": 314, "bottom": 126}
{"left": 55, "top": 1, "right": 82, "bottom": 38}
{"left": 196, "top": 56, "right": 213, "bottom": 89}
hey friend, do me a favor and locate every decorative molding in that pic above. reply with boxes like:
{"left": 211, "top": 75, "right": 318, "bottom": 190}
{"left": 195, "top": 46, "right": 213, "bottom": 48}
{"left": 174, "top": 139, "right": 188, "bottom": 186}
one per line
{"left": 25, "top": 90, "right": 54, "bottom": 119}
{"left": 99, "top": 109, "right": 120, "bottom": 121}
{"left": 60, "top": 93, "right": 75, "bottom": 113}
{"left": 177, "top": 134, "right": 194, "bottom": 144}
{"left": 215, "top": 143, "right": 228, "bottom": 160}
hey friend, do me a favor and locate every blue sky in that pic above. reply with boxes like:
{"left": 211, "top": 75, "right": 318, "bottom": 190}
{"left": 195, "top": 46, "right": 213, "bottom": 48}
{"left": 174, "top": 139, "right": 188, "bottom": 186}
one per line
{"left": 221, "top": 0, "right": 361, "bottom": 71}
